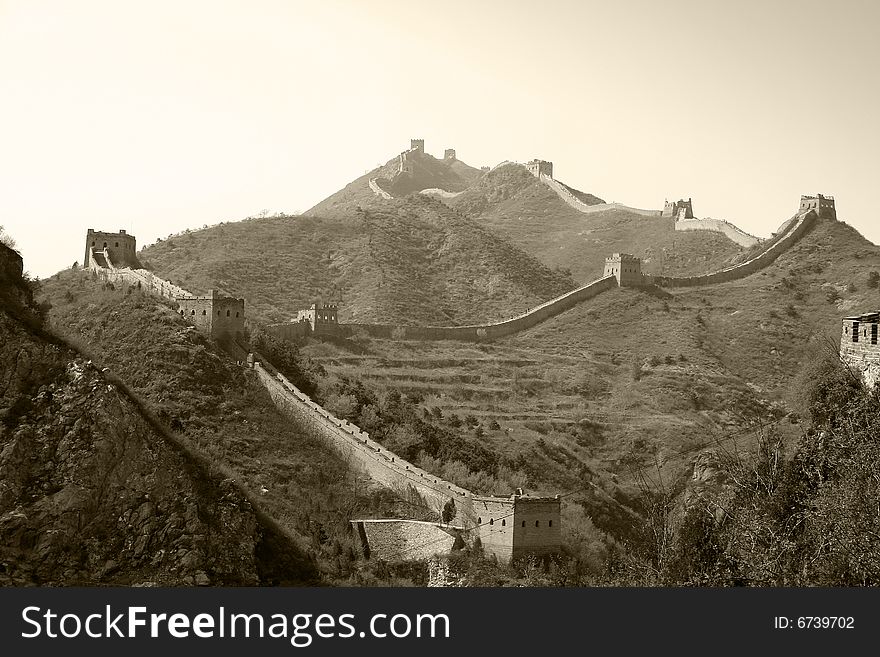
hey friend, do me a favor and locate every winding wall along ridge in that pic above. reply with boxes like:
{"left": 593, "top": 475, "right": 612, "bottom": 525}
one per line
{"left": 674, "top": 218, "right": 761, "bottom": 248}
{"left": 252, "top": 356, "right": 477, "bottom": 525}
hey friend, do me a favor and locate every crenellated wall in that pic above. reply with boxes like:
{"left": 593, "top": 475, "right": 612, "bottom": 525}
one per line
{"left": 651, "top": 210, "right": 816, "bottom": 288}
{"left": 267, "top": 275, "right": 617, "bottom": 343}
{"left": 252, "top": 357, "right": 475, "bottom": 524}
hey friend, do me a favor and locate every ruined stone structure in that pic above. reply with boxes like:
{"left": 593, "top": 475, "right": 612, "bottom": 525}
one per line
{"left": 799, "top": 194, "right": 836, "bottom": 219}
{"left": 840, "top": 312, "right": 880, "bottom": 389}
{"left": 480, "top": 166, "right": 491, "bottom": 173}
{"left": 525, "top": 159, "right": 553, "bottom": 179}
{"left": 662, "top": 198, "right": 694, "bottom": 220}
{"left": 604, "top": 253, "right": 646, "bottom": 287}
{"left": 444, "top": 148, "right": 456, "bottom": 160}
{"left": 472, "top": 492, "right": 561, "bottom": 563}
{"left": 84, "top": 229, "right": 140, "bottom": 270}
{"left": 410, "top": 138, "right": 424, "bottom": 153}
{"left": 176, "top": 290, "right": 245, "bottom": 342}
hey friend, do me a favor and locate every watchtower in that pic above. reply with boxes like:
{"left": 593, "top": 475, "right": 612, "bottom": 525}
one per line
{"left": 799, "top": 194, "right": 836, "bottom": 220}
{"left": 604, "top": 253, "right": 645, "bottom": 287}
{"left": 295, "top": 298, "right": 339, "bottom": 334}
{"left": 84, "top": 229, "right": 139, "bottom": 270}
{"left": 410, "top": 139, "right": 425, "bottom": 153}
{"left": 444, "top": 148, "right": 456, "bottom": 160}
{"left": 176, "top": 289, "right": 245, "bottom": 342}
{"left": 840, "top": 312, "right": 880, "bottom": 389}
{"left": 525, "top": 159, "right": 553, "bottom": 179}
{"left": 472, "top": 492, "right": 561, "bottom": 564}
{"left": 662, "top": 198, "right": 694, "bottom": 220}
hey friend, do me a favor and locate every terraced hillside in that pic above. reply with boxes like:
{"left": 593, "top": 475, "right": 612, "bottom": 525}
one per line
{"left": 301, "top": 212, "right": 880, "bottom": 529}
{"left": 447, "top": 165, "right": 747, "bottom": 282}
{"left": 139, "top": 195, "right": 577, "bottom": 325}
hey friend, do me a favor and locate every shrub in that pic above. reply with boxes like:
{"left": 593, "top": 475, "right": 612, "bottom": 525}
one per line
{"left": 868, "top": 271, "right": 880, "bottom": 289}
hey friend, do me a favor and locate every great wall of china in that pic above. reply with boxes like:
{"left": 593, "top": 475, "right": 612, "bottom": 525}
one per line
{"left": 269, "top": 202, "right": 822, "bottom": 344}
{"left": 77, "top": 188, "right": 832, "bottom": 563}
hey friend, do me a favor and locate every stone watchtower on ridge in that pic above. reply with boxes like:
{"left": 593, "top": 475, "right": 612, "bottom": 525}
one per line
{"left": 604, "top": 253, "right": 645, "bottom": 287}
{"left": 176, "top": 290, "right": 245, "bottom": 342}
{"left": 800, "top": 194, "right": 836, "bottom": 220}
{"left": 662, "top": 198, "right": 694, "bottom": 220}
{"left": 444, "top": 148, "right": 456, "bottom": 160}
{"left": 410, "top": 138, "right": 425, "bottom": 153}
{"left": 84, "top": 228, "right": 140, "bottom": 270}
{"left": 525, "top": 159, "right": 553, "bottom": 179}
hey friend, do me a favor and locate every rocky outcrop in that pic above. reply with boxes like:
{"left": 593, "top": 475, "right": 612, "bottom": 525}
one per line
{"left": 0, "top": 246, "right": 315, "bottom": 586}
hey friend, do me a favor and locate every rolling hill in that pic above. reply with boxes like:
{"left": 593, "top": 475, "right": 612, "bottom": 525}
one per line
{"left": 446, "top": 164, "right": 747, "bottom": 282}
{"left": 138, "top": 194, "right": 578, "bottom": 325}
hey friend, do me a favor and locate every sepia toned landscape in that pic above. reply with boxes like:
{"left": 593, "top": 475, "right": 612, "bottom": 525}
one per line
{"left": 2, "top": 1, "right": 879, "bottom": 588}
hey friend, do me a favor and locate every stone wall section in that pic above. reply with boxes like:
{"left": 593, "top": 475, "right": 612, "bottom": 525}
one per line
{"left": 251, "top": 358, "right": 475, "bottom": 524}
{"left": 651, "top": 210, "right": 816, "bottom": 288}
{"left": 674, "top": 218, "right": 761, "bottom": 247}
{"left": 351, "top": 520, "right": 461, "bottom": 562}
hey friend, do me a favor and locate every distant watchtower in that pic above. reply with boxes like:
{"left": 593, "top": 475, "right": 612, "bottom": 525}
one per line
{"left": 410, "top": 139, "right": 425, "bottom": 153}
{"left": 525, "top": 159, "right": 553, "bottom": 179}
{"left": 444, "top": 148, "right": 456, "bottom": 160}
{"left": 662, "top": 198, "right": 694, "bottom": 220}
{"left": 296, "top": 297, "right": 339, "bottom": 335}
{"left": 604, "top": 253, "right": 645, "bottom": 287}
{"left": 799, "top": 194, "right": 836, "bottom": 220}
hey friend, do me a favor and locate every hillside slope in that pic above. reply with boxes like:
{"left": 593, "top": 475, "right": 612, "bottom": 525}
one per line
{"left": 0, "top": 250, "right": 314, "bottom": 585}
{"left": 448, "top": 165, "right": 746, "bottom": 282}
{"left": 138, "top": 195, "right": 577, "bottom": 325}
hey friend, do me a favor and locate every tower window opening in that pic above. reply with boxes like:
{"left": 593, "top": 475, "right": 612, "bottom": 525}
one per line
{"left": 853, "top": 322, "right": 860, "bottom": 342}
{"left": 489, "top": 519, "right": 494, "bottom": 526}
{"left": 522, "top": 521, "right": 526, "bottom": 527}
{"left": 535, "top": 520, "right": 539, "bottom": 527}
{"left": 202, "top": 310, "right": 206, "bottom": 316}
{"left": 872, "top": 324, "right": 878, "bottom": 345}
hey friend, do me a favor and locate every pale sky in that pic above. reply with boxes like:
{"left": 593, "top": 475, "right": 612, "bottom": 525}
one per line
{"left": 2, "top": 0, "right": 878, "bottom": 277}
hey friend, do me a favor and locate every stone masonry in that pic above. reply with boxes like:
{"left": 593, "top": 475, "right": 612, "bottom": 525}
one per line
{"left": 840, "top": 312, "right": 880, "bottom": 389}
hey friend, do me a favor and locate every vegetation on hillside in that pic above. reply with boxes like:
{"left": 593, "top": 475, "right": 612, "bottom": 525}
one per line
{"left": 138, "top": 197, "right": 576, "bottom": 326}
{"left": 448, "top": 165, "right": 746, "bottom": 282}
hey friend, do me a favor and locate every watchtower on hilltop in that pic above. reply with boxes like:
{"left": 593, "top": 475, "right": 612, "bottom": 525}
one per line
{"left": 525, "top": 159, "right": 553, "bottom": 179}
{"left": 840, "top": 311, "right": 880, "bottom": 389}
{"left": 410, "top": 139, "right": 425, "bottom": 153}
{"left": 176, "top": 290, "right": 245, "bottom": 342}
{"left": 444, "top": 148, "right": 456, "bottom": 160}
{"left": 662, "top": 198, "right": 694, "bottom": 220}
{"left": 604, "top": 253, "right": 645, "bottom": 287}
{"left": 84, "top": 229, "right": 140, "bottom": 270}
{"left": 800, "top": 194, "right": 836, "bottom": 220}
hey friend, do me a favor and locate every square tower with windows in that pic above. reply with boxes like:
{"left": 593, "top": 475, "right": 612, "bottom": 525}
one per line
{"left": 799, "top": 194, "right": 836, "bottom": 220}
{"left": 472, "top": 492, "right": 561, "bottom": 564}
{"left": 84, "top": 229, "right": 140, "bottom": 269}
{"left": 604, "top": 253, "right": 645, "bottom": 287}
{"left": 176, "top": 289, "right": 245, "bottom": 342}
{"left": 840, "top": 312, "right": 880, "bottom": 389}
